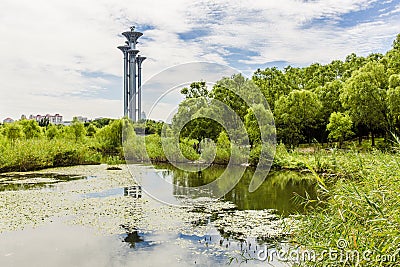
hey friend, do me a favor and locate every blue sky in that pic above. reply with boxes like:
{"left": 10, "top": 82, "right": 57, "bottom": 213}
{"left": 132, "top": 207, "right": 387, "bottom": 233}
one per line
{"left": 0, "top": 0, "right": 399, "bottom": 121}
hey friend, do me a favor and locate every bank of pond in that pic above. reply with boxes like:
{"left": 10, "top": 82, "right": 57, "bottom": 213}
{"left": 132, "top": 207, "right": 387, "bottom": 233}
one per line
{"left": 0, "top": 138, "right": 399, "bottom": 266}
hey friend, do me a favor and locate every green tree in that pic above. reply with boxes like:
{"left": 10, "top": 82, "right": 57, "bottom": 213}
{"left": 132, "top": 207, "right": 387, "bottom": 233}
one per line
{"left": 274, "top": 90, "right": 322, "bottom": 146}
{"left": 385, "top": 34, "right": 400, "bottom": 75}
{"left": 252, "top": 67, "right": 288, "bottom": 110}
{"left": 39, "top": 118, "right": 49, "bottom": 127}
{"left": 3, "top": 123, "right": 23, "bottom": 141}
{"left": 92, "top": 118, "right": 113, "bottom": 128}
{"left": 387, "top": 74, "right": 400, "bottom": 134}
{"left": 303, "top": 63, "right": 334, "bottom": 90}
{"left": 214, "top": 131, "right": 231, "bottom": 164}
{"left": 144, "top": 120, "right": 164, "bottom": 135}
{"left": 315, "top": 80, "right": 344, "bottom": 121}
{"left": 180, "top": 81, "right": 209, "bottom": 99}
{"left": 86, "top": 123, "right": 97, "bottom": 137}
{"left": 70, "top": 117, "right": 86, "bottom": 142}
{"left": 327, "top": 112, "right": 354, "bottom": 148}
{"left": 284, "top": 66, "right": 306, "bottom": 91}
{"left": 326, "top": 59, "right": 345, "bottom": 80}
{"left": 211, "top": 74, "right": 266, "bottom": 144}
{"left": 340, "top": 61, "right": 388, "bottom": 146}
{"left": 342, "top": 53, "right": 367, "bottom": 80}
{"left": 211, "top": 74, "right": 250, "bottom": 121}
{"left": 172, "top": 97, "right": 222, "bottom": 143}
{"left": 96, "top": 119, "right": 125, "bottom": 154}
{"left": 19, "top": 120, "right": 42, "bottom": 139}
{"left": 244, "top": 104, "right": 275, "bottom": 147}
{"left": 46, "top": 124, "right": 59, "bottom": 140}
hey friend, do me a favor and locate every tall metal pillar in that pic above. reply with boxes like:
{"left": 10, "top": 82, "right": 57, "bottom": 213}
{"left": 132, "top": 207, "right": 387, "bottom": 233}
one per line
{"left": 117, "top": 45, "right": 130, "bottom": 117}
{"left": 136, "top": 55, "right": 146, "bottom": 121}
{"left": 128, "top": 49, "right": 139, "bottom": 121}
{"left": 119, "top": 26, "right": 143, "bottom": 122}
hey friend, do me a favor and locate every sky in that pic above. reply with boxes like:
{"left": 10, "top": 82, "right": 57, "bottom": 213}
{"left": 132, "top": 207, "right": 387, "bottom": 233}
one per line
{"left": 0, "top": 0, "right": 399, "bottom": 121}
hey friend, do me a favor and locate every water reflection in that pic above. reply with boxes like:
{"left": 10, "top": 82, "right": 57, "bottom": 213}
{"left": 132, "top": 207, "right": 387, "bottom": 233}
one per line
{"left": 124, "top": 186, "right": 142, "bottom": 198}
{"left": 121, "top": 230, "right": 156, "bottom": 249}
{"left": 0, "top": 173, "right": 86, "bottom": 192}
{"left": 153, "top": 163, "right": 319, "bottom": 215}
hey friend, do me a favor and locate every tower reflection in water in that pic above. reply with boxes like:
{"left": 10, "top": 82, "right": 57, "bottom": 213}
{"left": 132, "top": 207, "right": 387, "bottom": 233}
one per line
{"left": 124, "top": 185, "right": 142, "bottom": 198}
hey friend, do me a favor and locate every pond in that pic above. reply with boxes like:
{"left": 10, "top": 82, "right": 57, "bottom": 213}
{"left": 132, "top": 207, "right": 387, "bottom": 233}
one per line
{"left": 0, "top": 164, "right": 320, "bottom": 266}
{"left": 151, "top": 163, "right": 318, "bottom": 215}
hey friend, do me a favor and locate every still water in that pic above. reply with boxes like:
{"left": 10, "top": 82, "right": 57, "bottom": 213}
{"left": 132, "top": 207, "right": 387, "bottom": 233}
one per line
{"left": 0, "top": 164, "right": 319, "bottom": 266}
{"left": 151, "top": 163, "right": 318, "bottom": 215}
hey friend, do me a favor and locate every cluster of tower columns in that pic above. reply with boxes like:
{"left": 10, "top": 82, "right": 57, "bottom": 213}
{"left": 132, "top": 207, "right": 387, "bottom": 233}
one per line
{"left": 118, "top": 26, "right": 146, "bottom": 122}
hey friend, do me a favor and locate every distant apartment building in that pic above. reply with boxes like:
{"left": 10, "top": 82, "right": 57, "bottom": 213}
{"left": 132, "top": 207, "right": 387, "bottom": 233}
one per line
{"left": 29, "top": 114, "right": 63, "bottom": 125}
{"left": 3, "top": 118, "right": 14, "bottom": 124}
{"left": 75, "top": 116, "right": 88, "bottom": 123}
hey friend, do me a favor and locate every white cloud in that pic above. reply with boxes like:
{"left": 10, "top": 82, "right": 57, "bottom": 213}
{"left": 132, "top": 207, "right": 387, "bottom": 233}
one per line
{"left": 0, "top": 0, "right": 399, "bottom": 120}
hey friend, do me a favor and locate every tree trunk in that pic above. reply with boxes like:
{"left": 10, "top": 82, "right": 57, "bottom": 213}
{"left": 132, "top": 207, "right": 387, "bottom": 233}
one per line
{"left": 371, "top": 132, "right": 375, "bottom": 147}
{"left": 358, "top": 135, "right": 362, "bottom": 145}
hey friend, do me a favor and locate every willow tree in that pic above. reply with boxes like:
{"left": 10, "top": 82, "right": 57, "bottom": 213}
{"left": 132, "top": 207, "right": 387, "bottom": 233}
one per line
{"left": 340, "top": 61, "right": 388, "bottom": 146}
{"left": 387, "top": 74, "right": 400, "bottom": 134}
{"left": 274, "top": 89, "right": 322, "bottom": 146}
{"left": 327, "top": 112, "right": 354, "bottom": 148}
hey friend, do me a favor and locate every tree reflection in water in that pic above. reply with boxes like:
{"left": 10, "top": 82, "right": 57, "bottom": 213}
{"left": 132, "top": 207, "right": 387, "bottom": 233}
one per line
{"left": 153, "top": 163, "right": 320, "bottom": 216}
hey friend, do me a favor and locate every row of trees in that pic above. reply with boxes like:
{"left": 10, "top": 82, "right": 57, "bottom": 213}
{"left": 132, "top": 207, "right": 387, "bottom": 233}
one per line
{"left": 252, "top": 34, "right": 400, "bottom": 147}
{"left": 173, "top": 34, "right": 400, "bottom": 148}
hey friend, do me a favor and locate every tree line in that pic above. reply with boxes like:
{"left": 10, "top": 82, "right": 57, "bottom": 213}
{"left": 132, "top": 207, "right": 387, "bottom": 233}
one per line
{"left": 175, "top": 34, "right": 400, "bottom": 149}
{"left": 253, "top": 34, "right": 400, "bottom": 147}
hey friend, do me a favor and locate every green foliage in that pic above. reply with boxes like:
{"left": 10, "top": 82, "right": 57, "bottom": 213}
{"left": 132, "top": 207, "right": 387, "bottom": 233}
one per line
{"left": 144, "top": 120, "right": 164, "bottom": 135}
{"left": 327, "top": 112, "right": 354, "bottom": 147}
{"left": 180, "top": 81, "right": 209, "bottom": 99}
{"left": 2, "top": 123, "right": 23, "bottom": 141}
{"left": 215, "top": 132, "right": 231, "bottom": 164}
{"left": 244, "top": 106, "right": 261, "bottom": 146}
{"left": 144, "top": 134, "right": 165, "bottom": 161}
{"left": 199, "top": 139, "right": 216, "bottom": 163}
{"left": 92, "top": 118, "right": 113, "bottom": 128}
{"left": 19, "top": 119, "right": 42, "bottom": 139}
{"left": 211, "top": 74, "right": 258, "bottom": 122}
{"left": 86, "top": 123, "right": 97, "bottom": 137}
{"left": 342, "top": 53, "right": 367, "bottom": 80}
{"left": 293, "top": 150, "right": 400, "bottom": 267}
{"left": 275, "top": 89, "right": 322, "bottom": 146}
{"left": 244, "top": 104, "right": 275, "bottom": 147}
{"left": 340, "top": 61, "right": 388, "bottom": 135}
{"left": 252, "top": 67, "right": 289, "bottom": 110}
{"left": 179, "top": 139, "right": 199, "bottom": 161}
{"left": 0, "top": 138, "right": 101, "bottom": 172}
{"left": 70, "top": 117, "right": 86, "bottom": 141}
{"left": 95, "top": 119, "right": 126, "bottom": 155}
{"left": 45, "top": 124, "right": 60, "bottom": 140}
{"left": 385, "top": 33, "right": 400, "bottom": 75}
{"left": 387, "top": 74, "right": 400, "bottom": 132}
{"left": 315, "top": 79, "right": 344, "bottom": 121}
{"left": 173, "top": 96, "right": 221, "bottom": 143}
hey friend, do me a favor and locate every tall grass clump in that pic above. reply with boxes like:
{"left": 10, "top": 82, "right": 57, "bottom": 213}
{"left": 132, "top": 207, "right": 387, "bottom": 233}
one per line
{"left": 292, "top": 145, "right": 400, "bottom": 266}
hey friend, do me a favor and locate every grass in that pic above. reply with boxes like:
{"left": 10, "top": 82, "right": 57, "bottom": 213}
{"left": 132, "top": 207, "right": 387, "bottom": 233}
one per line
{"left": 0, "top": 138, "right": 102, "bottom": 172}
{"left": 291, "top": 146, "right": 400, "bottom": 266}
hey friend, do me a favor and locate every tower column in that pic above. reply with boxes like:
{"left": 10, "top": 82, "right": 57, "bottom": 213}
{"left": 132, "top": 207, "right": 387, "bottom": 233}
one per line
{"left": 128, "top": 49, "right": 139, "bottom": 121}
{"left": 117, "top": 46, "right": 130, "bottom": 117}
{"left": 136, "top": 56, "right": 146, "bottom": 121}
